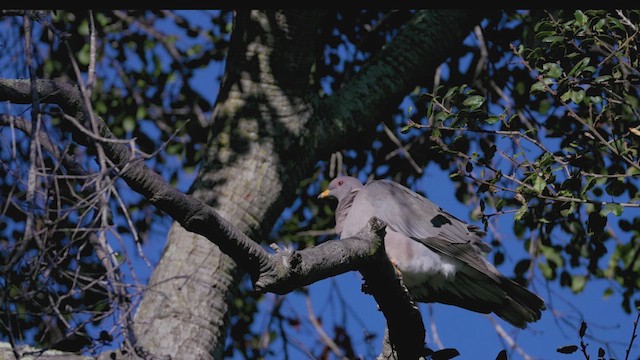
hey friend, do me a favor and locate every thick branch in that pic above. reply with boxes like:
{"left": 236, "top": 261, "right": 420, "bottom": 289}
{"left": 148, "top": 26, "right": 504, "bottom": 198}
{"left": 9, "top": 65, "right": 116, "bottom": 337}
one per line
{"left": 0, "top": 78, "right": 426, "bottom": 358}
{"left": 312, "top": 10, "right": 490, "bottom": 157}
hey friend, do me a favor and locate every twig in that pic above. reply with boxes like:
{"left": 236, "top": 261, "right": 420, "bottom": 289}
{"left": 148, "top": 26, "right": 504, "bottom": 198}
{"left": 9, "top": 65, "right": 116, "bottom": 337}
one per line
{"left": 24, "top": 11, "right": 41, "bottom": 244}
{"left": 305, "top": 294, "right": 348, "bottom": 360}
{"left": 382, "top": 121, "right": 423, "bottom": 174}
{"left": 86, "top": 11, "right": 97, "bottom": 97}
{"left": 486, "top": 315, "right": 533, "bottom": 360}
{"left": 624, "top": 311, "right": 640, "bottom": 360}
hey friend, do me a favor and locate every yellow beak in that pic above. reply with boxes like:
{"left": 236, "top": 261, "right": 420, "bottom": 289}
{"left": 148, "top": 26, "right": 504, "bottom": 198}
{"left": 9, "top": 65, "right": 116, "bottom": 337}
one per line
{"left": 317, "top": 189, "right": 331, "bottom": 199}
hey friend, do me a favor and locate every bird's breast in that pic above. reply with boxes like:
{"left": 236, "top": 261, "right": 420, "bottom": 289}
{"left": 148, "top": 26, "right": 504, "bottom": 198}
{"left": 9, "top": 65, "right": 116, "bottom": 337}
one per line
{"left": 384, "top": 230, "right": 458, "bottom": 290}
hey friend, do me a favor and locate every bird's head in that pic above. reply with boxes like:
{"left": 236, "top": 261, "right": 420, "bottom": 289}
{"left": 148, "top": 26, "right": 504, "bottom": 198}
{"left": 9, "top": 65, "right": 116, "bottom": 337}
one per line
{"left": 317, "top": 176, "right": 363, "bottom": 202}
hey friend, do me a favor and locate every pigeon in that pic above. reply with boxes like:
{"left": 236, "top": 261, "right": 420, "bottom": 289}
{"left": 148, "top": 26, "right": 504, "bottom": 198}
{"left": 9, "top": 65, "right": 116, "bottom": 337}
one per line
{"left": 318, "top": 175, "right": 545, "bottom": 328}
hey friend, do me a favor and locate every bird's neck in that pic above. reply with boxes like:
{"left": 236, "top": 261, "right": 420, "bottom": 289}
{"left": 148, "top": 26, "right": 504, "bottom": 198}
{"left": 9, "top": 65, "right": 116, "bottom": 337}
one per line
{"left": 335, "top": 189, "right": 359, "bottom": 236}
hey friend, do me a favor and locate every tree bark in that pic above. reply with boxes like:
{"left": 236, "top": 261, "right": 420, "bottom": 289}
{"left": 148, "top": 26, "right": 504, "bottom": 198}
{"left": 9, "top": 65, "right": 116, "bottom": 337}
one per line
{"left": 132, "top": 10, "right": 326, "bottom": 359}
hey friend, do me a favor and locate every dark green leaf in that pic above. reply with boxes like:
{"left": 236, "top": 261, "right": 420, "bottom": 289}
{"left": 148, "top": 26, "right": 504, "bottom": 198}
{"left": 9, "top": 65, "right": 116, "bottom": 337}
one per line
{"left": 568, "top": 57, "right": 591, "bottom": 76}
{"left": 579, "top": 321, "right": 587, "bottom": 338}
{"left": 556, "top": 345, "right": 579, "bottom": 354}
{"left": 514, "top": 259, "right": 531, "bottom": 274}
{"left": 432, "top": 348, "right": 460, "bottom": 360}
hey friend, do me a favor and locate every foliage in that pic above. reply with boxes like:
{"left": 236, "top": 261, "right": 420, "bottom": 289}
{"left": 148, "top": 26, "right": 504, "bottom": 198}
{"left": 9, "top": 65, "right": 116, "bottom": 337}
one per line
{"left": 401, "top": 9, "right": 640, "bottom": 313}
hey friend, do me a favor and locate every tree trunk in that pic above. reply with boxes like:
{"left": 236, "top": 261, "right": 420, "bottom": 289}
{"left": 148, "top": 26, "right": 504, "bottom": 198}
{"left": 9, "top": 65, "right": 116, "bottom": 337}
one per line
{"left": 132, "top": 10, "right": 324, "bottom": 359}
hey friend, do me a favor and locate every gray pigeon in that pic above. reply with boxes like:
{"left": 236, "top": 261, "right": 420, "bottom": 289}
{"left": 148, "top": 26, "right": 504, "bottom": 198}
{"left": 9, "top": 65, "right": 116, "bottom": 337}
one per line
{"left": 318, "top": 176, "right": 545, "bottom": 328}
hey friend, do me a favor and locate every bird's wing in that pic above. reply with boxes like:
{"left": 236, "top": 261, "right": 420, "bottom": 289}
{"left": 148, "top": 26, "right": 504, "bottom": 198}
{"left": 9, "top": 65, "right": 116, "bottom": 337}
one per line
{"left": 356, "top": 179, "right": 498, "bottom": 280}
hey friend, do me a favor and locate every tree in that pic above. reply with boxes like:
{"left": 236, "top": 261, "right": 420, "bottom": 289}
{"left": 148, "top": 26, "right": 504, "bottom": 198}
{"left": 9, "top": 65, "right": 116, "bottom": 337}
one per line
{"left": 1, "top": 9, "right": 639, "bottom": 360}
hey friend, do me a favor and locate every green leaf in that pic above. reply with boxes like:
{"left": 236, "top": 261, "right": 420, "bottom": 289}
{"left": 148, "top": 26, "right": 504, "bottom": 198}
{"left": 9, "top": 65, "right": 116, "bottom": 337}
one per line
{"left": 582, "top": 177, "right": 596, "bottom": 195}
{"left": 568, "top": 57, "right": 591, "bottom": 76}
{"left": 77, "top": 43, "right": 91, "bottom": 66}
{"left": 542, "top": 35, "right": 565, "bottom": 43}
{"left": 530, "top": 78, "right": 553, "bottom": 93}
{"left": 538, "top": 262, "right": 553, "bottom": 279}
{"left": 543, "top": 62, "right": 563, "bottom": 78}
{"left": 574, "top": 10, "right": 587, "bottom": 26}
{"left": 570, "top": 89, "right": 585, "bottom": 104}
{"left": 78, "top": 19, "right": 89, "bottom": 36}
{"left": 560, "top": 203, "right": 576, "bottom": 217}
{"left": 484, "top": 116, "right": 501, "bottom": 124}
{"left": 599, "top": 203, "right": 623, "bottom": 217}
{"left": 608, "top": 16, "right": 626, "bottom": 32}
{"left": 462, "top": 95, "right": 485, "bottom": 110}
{"left": 533, "top": 175, "right": 547, "bottom": 193}
{"left": 595, "top": 75, "right": 612, "bottom": 83}
{"left": 541, "top": 244, "right": 564, "bottom": 267}
{"left": 514, "top": 204, "right": 528, "bottom": 221}
{"left": 123, "top": 117, "right": 136, "bottom": 133}
{"left": 571, "top": 275, "right": 586, "bottom": 293}
{"left": 136, "top": 106, "right": 147, "bottom": 121}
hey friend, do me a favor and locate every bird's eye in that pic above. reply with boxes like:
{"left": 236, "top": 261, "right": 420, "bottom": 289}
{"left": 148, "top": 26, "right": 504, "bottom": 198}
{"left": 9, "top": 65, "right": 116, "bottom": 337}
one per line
{"left": 338, "top": 180, "right": 344, "bottom": 186}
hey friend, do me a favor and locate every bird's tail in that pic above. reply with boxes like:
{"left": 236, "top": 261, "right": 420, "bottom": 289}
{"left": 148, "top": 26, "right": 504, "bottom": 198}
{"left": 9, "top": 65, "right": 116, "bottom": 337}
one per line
{"left": 492, "top": 275, "right": 546, "bottom": 328}
{"left": 414, "top": 270, "right": 546, "bottom": 329}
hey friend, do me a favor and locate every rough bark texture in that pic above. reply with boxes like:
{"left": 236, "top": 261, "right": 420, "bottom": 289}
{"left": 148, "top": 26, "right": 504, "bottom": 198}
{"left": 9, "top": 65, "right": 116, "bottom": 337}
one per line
{"left": 132, "top": 10, "right": 324, "bottom": 359}
{"left": 132, "top": 10, "right": 485, "bottom": 360}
